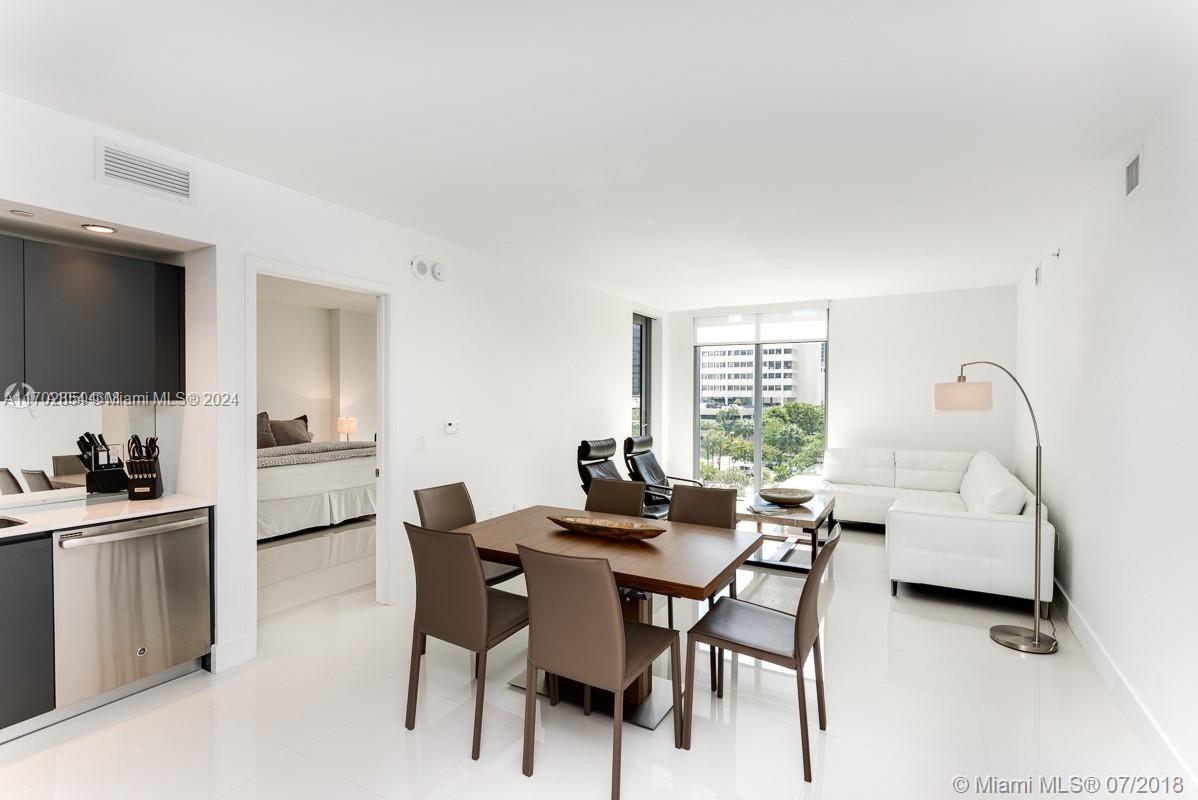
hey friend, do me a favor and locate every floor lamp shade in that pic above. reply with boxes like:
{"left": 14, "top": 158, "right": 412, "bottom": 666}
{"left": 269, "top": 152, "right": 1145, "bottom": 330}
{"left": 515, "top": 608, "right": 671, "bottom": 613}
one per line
{"left": 934, "top": 380, "right": 993, "bottom": 411}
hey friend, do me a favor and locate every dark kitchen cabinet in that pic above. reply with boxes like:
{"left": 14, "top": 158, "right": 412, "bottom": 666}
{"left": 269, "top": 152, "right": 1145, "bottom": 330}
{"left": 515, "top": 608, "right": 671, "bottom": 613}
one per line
{"left": 0, "top": 234, "right": 22, "bottom": 391}
{"left": 23, "top": 240, "right": 184, "bottom": 396}
{"left": 0, "top": 533, "right": 55, "bottom": 730}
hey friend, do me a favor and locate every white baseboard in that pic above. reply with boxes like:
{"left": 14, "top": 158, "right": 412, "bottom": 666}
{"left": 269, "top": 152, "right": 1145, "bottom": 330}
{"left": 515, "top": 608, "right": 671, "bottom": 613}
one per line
{"left": 1054, "top": 580, "right": 1195, "bottom": 783}
{"left": 208, "top": 634, "right": 257, "bottom": 673}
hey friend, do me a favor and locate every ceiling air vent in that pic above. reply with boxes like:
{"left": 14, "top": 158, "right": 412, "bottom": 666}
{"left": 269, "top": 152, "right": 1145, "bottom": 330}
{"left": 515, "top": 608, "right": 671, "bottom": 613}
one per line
{"left": 96, "top": 140, "right": 194, "bottom": 204}
{"left": 1125, "top": 154, "right": 1140, "bottom": 196}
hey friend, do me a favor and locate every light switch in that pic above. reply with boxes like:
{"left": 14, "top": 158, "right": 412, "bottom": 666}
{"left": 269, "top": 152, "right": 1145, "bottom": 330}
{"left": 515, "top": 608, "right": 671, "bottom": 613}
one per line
{"left": 444, "top": 421, "right": 460, "bottom": 435}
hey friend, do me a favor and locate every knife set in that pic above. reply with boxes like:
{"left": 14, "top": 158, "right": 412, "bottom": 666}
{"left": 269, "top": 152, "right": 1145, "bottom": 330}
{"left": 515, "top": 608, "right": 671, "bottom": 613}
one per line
{"left": 125, "top": 435, "right": 163, "bottom": 501}
{"left": 75, "top": 431, "right": 129, "bottom": 494}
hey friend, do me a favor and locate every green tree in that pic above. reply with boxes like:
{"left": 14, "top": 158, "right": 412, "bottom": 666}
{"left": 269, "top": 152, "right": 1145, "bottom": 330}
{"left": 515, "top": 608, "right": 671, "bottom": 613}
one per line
{"left": 761, "top": 402, "right": 826, "bottom": 483}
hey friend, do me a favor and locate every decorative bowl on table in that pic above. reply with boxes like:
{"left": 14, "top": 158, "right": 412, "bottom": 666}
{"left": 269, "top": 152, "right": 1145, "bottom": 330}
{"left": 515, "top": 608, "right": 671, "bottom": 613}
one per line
{"left": 757, "top": 488, "right": 815, "bottom": 507}
{"left": 547, "top": 516, "right": 667, "bottom": 540}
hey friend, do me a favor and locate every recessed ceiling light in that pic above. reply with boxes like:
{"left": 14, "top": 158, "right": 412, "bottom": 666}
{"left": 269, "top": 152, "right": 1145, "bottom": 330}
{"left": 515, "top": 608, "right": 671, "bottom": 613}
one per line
{"left": 8, "top": 209, "right": 35, "bottom": 218}
{"left": 82, "top": 224, "right": 117, "bottom": 234}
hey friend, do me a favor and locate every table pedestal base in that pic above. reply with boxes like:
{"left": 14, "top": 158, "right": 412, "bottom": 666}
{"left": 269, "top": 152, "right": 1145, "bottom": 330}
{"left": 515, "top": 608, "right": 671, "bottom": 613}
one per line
{"left": 506, "top": 671, "right": 678, "bottom": 731}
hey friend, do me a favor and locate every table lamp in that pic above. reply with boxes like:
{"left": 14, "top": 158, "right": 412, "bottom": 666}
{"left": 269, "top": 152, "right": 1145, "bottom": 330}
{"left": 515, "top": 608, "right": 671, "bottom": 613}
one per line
{"left": 337, "top": 416, "right": 358, "bottom": 442}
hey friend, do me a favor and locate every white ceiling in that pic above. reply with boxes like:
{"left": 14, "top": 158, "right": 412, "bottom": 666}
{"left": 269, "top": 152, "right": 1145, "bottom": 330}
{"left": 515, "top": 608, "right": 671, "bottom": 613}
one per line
{"left": 1, "top": 0, "right": 1194, "bottom": 310}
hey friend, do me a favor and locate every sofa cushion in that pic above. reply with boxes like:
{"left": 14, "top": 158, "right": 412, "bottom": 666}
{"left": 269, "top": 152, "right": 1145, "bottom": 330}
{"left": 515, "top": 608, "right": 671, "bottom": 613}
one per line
{"left": 889, "top": 493, "right": 968, "bottom": 514}
{"left": 961, "top": 451, "right": 1026, "bottom": 515}
{"left": 822, "top": 448, "right": 894, "bottom": 487}
{"left": 894, "top": 450, "right": 972, "bottom": 492}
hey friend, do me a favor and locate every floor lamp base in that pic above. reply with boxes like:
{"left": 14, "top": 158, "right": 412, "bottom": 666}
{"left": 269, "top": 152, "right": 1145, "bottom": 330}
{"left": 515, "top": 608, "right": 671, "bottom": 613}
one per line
{"left": 990, "top": 624, "right": 1058, "bottom": 655}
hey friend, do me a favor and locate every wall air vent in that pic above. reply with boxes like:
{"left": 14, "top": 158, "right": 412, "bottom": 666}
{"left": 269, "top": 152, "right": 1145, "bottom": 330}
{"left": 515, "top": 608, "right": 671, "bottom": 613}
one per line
{"left": 96, "top": 140, "right": 194, "bottom": 204}
{"left": 1125, "top": 154, "right": 1140, "bottom": 196}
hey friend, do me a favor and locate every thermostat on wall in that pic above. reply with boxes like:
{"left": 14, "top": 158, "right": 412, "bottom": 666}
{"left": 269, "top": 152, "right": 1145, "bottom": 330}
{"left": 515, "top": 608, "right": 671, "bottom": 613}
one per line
{"left": 431, "top": 262, "right": 447, "bottom": 281}
{"left": 444, "top": 421, "right": 460, "bottom": 435}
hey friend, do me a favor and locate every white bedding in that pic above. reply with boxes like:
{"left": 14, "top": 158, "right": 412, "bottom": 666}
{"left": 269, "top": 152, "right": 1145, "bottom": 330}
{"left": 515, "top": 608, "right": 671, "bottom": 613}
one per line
{"left": 257, "top": 455, "right": 376, "bottom": 539}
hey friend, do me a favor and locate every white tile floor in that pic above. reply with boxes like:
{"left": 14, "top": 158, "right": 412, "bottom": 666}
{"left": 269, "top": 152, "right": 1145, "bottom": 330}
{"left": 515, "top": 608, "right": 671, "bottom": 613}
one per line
{"left": 0, "top": 528, "right": 1161, "bottom": 799}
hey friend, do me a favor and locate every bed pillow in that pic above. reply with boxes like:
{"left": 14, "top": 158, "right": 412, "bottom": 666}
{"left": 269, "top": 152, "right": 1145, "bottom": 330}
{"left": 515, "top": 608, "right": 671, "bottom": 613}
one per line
{"left": 270, "top": 414, "right": 312, "bottom": 446}
{"left": 257, "top": 412, "right": 278, "bottom": 449}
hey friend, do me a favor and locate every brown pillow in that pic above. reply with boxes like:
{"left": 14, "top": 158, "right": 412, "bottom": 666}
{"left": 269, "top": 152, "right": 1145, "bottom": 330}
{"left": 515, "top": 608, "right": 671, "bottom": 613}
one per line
{"left": 270, "top": 414, "right": 312, "bottom": 446}
{"left": 257, "top": 412, "right": 278, "bottom": 449}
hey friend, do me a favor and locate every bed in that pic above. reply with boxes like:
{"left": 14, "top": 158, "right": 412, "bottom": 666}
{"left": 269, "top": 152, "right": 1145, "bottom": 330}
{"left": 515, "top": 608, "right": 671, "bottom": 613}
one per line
{"left": 256, "top": 441, "right": 377, "bottom": 540}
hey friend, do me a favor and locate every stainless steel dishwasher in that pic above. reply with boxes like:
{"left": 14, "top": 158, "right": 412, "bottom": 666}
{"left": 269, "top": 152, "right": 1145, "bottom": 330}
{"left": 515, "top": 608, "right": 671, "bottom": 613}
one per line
{"left": 53, "top": 508, "right": 212, "bottom": 708}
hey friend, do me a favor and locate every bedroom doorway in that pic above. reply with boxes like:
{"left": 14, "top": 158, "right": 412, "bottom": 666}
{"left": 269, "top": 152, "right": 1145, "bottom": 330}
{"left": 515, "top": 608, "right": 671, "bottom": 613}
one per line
{"left": 252, "top": 273, "right": 385, "bottom": 620}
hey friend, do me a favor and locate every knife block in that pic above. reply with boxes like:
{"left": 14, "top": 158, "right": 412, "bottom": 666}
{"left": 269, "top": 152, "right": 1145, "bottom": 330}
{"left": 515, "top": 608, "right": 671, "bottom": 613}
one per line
{"left": 126, "top": 458, "right": 163, "bottom": 501}
{"left": 86, "top": 466, "right": 128, "bottom": 494}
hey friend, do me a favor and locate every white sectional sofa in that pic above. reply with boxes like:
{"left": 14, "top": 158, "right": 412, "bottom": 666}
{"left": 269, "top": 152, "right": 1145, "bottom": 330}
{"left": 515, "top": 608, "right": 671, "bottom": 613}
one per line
{"left": 787, "top": 448, "right": 1054, "bottom": 604}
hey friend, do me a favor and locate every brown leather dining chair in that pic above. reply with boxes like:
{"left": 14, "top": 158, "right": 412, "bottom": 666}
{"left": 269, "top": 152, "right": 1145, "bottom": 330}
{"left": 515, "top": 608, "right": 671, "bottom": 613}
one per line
{"left": 584, "top": 478, "right": 645, "bottom": 517}
{"left": 666, "top": 484, "right": 739, "bottom": 689}
{"left": 0, "top": 468, "right": 24, "bottom": 495}
{"left": 21, "top": 469, "right": 54, "bottom": 492}
{"left": 683, "top": 524, "right": 842, "bottom": 783}
{"left": 403, "top": 522, "right": 529, "bottom": 760}
{"left": 414, "top": 483, "right": 522, "bottom": 586}
{"left": 518, "top": 544, "right": 682, "bottom": 800}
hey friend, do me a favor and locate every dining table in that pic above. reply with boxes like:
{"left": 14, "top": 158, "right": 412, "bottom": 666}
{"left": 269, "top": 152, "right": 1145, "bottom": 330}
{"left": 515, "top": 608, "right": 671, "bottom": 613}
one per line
{"left": 454, "top": 504, "right": 764, "bottom": 730}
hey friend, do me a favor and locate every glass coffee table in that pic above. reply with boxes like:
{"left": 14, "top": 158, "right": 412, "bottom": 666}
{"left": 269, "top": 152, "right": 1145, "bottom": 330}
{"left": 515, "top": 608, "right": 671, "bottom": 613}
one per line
{"left": 737, "top": 493, "right": 836, "bottom": 575}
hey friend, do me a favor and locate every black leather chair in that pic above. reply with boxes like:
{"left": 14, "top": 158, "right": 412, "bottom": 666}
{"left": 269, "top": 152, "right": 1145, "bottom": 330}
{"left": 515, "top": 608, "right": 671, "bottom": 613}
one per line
{"left": 623, "top": 435, "right": 702, "bottom": 497}
{"left": 578, "top": 439, "right": 669, "bottom": 520}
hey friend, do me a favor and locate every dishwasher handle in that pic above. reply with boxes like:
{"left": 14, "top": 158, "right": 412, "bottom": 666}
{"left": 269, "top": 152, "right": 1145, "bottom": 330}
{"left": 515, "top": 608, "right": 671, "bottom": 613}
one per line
{"left": 58, "top": 517, "right": 208, "bottom": 549}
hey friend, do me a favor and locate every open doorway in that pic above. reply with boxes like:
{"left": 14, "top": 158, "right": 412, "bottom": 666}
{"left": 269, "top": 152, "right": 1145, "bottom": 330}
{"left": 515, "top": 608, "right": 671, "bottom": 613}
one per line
{"left": 253, "top": 274, "right": 383, "bottom": 619}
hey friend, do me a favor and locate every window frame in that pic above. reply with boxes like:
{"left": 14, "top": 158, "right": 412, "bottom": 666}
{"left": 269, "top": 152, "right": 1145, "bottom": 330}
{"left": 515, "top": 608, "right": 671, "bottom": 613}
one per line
{"left": 633, "top": 313, "right": 653, "bottom": 436}
{"left": 692, "top": 311, "right": 828, "bottom": 496}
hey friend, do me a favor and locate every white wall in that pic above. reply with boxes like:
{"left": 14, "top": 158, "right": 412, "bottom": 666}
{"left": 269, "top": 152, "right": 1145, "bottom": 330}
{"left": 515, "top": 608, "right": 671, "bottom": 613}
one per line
{"left": 0, "top": 91, "right": 641, "bottom": 671}
{"left": 1016, "top": 74, "right": 1198, "bottom": 778}
{"left": 828, "top": 287, "right": 1016, "bottom": 465}
{"left": 661, "top": 286, "right": 1018, "bottom": 477}
{"left": 332, "top": 309, "right": 377, "bottom": 442}
{"left": 257, "top": 302, "right": 335, "bottom": 442}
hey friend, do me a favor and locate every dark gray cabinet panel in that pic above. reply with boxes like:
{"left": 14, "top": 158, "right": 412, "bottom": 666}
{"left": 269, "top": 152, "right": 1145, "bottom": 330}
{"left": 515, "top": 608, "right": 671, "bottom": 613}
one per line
{"left": 0, "top": 235, "right": 22, "bottom": 390}
{"left": 22, "top": 240, "right": 184, "bottom": 395}
{"left": 0, "top": 533, "right": 55, "bottom": 729}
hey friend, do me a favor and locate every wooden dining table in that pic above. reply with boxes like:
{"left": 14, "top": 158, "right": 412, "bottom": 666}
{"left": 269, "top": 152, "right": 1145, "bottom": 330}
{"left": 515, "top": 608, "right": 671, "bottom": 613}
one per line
{"left": 454, "top": 504, "right": 764, "bottom": 729}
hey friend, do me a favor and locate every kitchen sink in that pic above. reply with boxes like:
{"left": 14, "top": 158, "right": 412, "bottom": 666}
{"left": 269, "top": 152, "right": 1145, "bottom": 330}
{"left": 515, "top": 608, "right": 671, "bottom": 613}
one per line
{"left": 0, "top": 517, "right": 27, "bottom": 528}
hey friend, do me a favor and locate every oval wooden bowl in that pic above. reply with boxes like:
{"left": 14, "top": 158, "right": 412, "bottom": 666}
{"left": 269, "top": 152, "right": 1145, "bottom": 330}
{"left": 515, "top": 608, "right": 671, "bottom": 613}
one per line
{"left": 547, "top": 516, "right": 667, "bottom": 540}
{"left": 757, "top": 488, "right": 815, "bottom": 507}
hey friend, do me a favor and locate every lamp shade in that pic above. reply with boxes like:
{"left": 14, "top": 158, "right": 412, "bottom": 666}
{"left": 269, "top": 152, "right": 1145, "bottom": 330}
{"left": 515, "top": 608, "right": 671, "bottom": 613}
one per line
{"left": 336, "top": 416, "right": 358, "bottom": 435}
{"left": 933, "top": 380, "right": 993, "bottom": 411}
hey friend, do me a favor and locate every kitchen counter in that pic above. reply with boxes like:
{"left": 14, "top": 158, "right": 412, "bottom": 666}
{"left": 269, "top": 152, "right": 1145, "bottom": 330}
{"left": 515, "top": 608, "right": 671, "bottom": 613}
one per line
{"left": 0, "top": 493, "right": 212, "bottom": 540}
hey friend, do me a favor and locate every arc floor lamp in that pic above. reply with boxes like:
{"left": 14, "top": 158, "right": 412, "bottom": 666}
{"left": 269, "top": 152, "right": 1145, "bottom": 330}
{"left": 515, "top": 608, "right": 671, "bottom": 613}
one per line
{"left": 934, "top": 361, "right": 1058, "bottom": 655}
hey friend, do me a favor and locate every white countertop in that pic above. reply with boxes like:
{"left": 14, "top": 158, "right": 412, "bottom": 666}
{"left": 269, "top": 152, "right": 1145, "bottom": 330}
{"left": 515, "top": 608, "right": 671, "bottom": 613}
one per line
{"left": 0, "top": 493, "right": 213, "bottom": 540}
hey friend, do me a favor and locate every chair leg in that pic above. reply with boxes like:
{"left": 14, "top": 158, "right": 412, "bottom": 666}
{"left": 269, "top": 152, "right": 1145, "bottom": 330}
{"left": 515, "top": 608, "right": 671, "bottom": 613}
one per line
{"left": 583, "top": 684, "right": 592, "bottom": 716}
{"left": 611, "top": 690, "right": 624, "bottom": 800}
{"left": 890, "top": 579, "right": 898, "bottom": 597}
{"left": 549, "top": 673, "right": 560, "bottom": 706}
{"left": 474, "top": 652, "right": 481, "bottom": 680}
{"left": 717, "top": 645, "right": 725, "bottom": 699}
{"left": 471, "top": 650, "right": 488, "bottom": 759}
{"left": 683, "top": 635, "right": 698, "bottom": 750}
{"left": 796, "top": 664, "right": 812, "bottom": 782}
{"left": 813, "top": 638, "right": 827, "bottom": 731}
{"left": 670, "top": 637, "right": 683, "bottom": 749}
{"left": 707, "top": 596, "right": 717, "bottom": 692}
{"left": 522, "top": 661, "right": 537, "bottom": 777}
{"left": 667, "top": 596, "right": 674, "bottom": 629}
{"left": 729, "top": 577, "right": 737, "bottom": 599}
{"left": 405, "top": 629, "right": 424, "bottom": 730}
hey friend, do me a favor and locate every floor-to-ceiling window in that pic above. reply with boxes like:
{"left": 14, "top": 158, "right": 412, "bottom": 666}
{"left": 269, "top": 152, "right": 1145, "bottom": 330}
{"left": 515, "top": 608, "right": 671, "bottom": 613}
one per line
{"left": 632, "top": 313, "right": 653, "bottom": 436}
{"left": 694, "top": 308, "right": 827, "bottom": 497}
